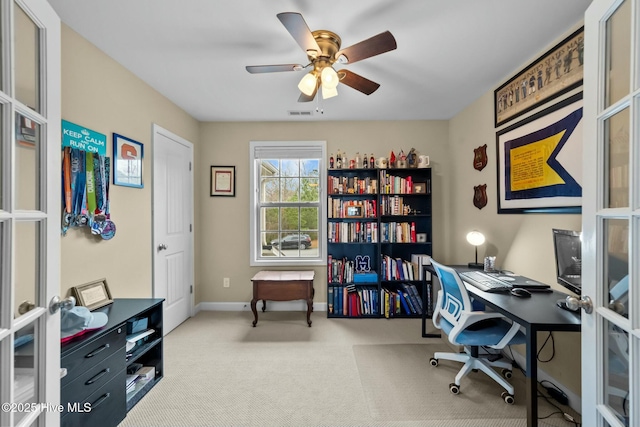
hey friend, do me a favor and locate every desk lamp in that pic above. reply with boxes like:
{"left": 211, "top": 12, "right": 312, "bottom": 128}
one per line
{"left": 466, "top": 231, "right": 485, "bottom": 269}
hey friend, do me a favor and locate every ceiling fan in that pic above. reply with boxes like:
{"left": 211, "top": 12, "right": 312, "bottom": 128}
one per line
{"left": 246, "top": 12, "right": 397, "bottom": 102}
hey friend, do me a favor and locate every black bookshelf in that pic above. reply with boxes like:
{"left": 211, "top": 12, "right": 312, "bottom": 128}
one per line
{"left": 327, "top": 167, "right": 434, "bottom": 321}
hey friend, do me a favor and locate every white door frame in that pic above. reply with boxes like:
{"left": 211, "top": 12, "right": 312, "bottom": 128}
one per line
{"left": 583, "top": 0, "right": 638, "bottom": 425}
{"left": 0, "top": 1, "right": 61, "bottom": 426}
{"left": 151, "top": 124, "right": 194, "bottom": 332}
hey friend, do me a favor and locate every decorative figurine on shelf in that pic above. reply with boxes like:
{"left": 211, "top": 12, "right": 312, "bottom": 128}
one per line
{"left": 355, "top": 152, "right": 361, "bottom": 168}
{"left": 389, "top": 150, "right": 396, "bottom": 168}
{"left": 396, "top": 149, "right": 407, "bottom": 168}
{"left": 473, "top": 144, "right": 488, "bottom": 171}
{"left": 329, "top": 153, "right": 334, "bottom": 169}
{"left": 407, "top": 148, "right": 418, "bottom": 168}
{"left": 363, "top": 153, "right": 369, "bottom": 168}
{"left": 342, "top": 151, "right": 347, "bottom": 169}
{"left": 370, "top": 154, "right": 375, "bottom": 168}
{"left": 336, "top": 149, "right": 342, "bottom": 169}
{"left": 473, "top": 184, "right": 488, "bottom": 209}
{"left": 354, "top": 255, "right": 371, "bottom": 273}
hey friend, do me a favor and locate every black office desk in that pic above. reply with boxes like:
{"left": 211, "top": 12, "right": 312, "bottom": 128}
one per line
{"left": 424, "top": 266, "right": 581, "bottom": 427}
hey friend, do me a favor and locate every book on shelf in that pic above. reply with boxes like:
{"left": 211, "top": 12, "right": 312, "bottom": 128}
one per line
{"left": 411, "top": 254, "right": 432, "bottom": 280}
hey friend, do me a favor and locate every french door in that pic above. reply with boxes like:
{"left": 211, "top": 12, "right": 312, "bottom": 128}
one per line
{"left": 0, "top": 1, "right": 61, "bottom": 427}
{"left": 582, "top": 0, "right": 638, "bottom": 426}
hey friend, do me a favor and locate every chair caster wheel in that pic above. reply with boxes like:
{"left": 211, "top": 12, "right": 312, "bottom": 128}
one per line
{"left": 429, "top": 357, "right": 438, "bottom": 367}
{"left": 501, "top": 369, "right": 513, "bottom": 379}
{"left": 449, "top": 383, "right": 460, "bottom": 395}
{"left": 501, "top": 391, "right": 515, "bottom": 404}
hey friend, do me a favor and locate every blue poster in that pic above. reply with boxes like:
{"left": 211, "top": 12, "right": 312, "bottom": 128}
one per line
{"left": 61, "top": 120, "right": 106, "bottom": 155}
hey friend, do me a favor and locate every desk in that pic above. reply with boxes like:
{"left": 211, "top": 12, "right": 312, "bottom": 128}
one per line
{"left": 250, "top": 270, "right": 315, "bottom": 327}
{"left": 425, "top": 266, "right": 581, "bottom": 427}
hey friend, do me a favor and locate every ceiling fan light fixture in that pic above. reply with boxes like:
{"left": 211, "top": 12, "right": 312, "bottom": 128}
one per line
{"left": 321, "top": 66, "right": 339, "bottom": 89}
{"left": 322, "top": 85, "right": 338, "bottom": 99}
{"left": 298, "top": 72, "right": 318, "bottom": 96}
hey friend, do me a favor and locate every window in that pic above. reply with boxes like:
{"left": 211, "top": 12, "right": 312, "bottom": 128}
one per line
{"left": 250, "top": 141, "right": 326, "bottom": 266}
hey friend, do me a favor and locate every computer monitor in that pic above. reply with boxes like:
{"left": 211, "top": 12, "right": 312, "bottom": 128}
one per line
{"left": 552, "top": 228, "right": 582, "bottom": 295}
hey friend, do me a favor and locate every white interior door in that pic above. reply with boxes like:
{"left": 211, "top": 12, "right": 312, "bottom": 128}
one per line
{"left": 0, "top": 1, "right": 61, "bottom": 426}
{"left": 152, "top": 124, "right": 194, "bottom": 335}
{"left": 582, "top": 0, "right": 638, "bottom": 426}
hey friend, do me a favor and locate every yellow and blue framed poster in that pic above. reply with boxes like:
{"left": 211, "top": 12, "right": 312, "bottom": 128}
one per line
{"left": 113, "top": 133, "right": 143, "bottom": 188}
{"left": 496, "top": 92, "right": 582, "bottom": 214}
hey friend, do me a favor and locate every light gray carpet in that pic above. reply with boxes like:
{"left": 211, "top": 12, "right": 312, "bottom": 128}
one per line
{"left": 119, "top": 311, "right": 579, "bottom": 427}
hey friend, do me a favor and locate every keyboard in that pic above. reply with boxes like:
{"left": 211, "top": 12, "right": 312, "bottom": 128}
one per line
{"left": 459, "top": 271, "right": 513, "bottom": 293}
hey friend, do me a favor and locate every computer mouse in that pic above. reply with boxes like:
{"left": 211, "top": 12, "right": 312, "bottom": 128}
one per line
{"left": 510, "top": 288, "right": 532, "bottom": 298}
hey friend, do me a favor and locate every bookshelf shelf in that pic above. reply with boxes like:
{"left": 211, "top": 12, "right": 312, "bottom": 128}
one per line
{"left": 327, "top": 167, "right": 434, "bottom": 320}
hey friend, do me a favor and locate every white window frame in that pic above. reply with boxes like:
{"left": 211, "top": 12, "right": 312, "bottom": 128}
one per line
{"left": 249, "top": 140, "right": 326, "bottom": 266}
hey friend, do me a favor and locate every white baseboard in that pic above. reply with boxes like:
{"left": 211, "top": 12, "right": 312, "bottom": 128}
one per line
{"left": 195, "top": 301, "right": 327, "bottom": 314}
{"left": 506, "top": 349, "right": 581, "bottom": 413}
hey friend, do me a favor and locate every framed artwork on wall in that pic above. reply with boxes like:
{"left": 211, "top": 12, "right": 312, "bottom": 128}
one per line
{"left": 494, "top": 27, "right": 584, "bottom": 128}
{"left": 113, "top": 133, "right": 143, "bottom": 188}
{"left": 496, "top": 92, "right": 583, "bottom": 214}
{"left": 210, "top": 165, "right": 236, "bottom": 197}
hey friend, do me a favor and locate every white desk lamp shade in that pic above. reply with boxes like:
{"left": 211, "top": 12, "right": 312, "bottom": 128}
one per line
{"left": 466, "top": 231, "right": 485, "bottom": 269}
{"left": 466, "top": 231, "right": 485, "bottom": 246}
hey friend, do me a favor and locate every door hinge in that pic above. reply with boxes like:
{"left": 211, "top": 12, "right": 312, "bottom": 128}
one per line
{"left": 189, "top": 162, "right": 192, "bottom": 171}
{"left": 190, "top": 285, "right": 193, "bottom": 294}
{"left": 190, "top": 224, "right": 192, "bottom": 232}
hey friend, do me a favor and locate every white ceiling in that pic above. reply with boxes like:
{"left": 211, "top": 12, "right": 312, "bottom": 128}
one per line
{"left": 47, "top": 0, "right": 590, "bottom": 122}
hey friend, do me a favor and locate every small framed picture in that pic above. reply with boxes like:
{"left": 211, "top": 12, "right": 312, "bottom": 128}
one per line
{"left": 210, "top": 166, "right": 236, "bottom": 197}
{"left": 71, "top": 278, "right": 113, "bottom": 311}
{"left": 346, "top": 206, "right": 364, "bottom": 218}
{"left": 113, "top": 133, "right": 143, "bottom": 188}
{"left": 417, "top": 233, "right": 427, "bottom": 242}
{"left": 413, "top": 182, "right": 427, "bottom": 194}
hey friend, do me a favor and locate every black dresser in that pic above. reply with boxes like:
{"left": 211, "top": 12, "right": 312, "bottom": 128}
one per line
{"left": 60, "top": 298, "right": 164, "bottom": 427}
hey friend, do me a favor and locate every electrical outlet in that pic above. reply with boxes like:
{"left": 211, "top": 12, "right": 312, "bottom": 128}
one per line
{"left": 223, "top": 277, "right": 230, "bottom": 288}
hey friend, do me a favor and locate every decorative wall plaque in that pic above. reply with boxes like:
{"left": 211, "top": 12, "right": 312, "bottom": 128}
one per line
{"left": 473, "top": 144, "right": 488, "bottom": 171}
{"left": 473, "top": 184, "right": 488, "bottom": 210}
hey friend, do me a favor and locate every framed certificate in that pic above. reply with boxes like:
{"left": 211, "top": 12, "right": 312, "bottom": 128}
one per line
{"left": 210, "top": 165, "right": 236, "bottom": 197}
{"left": 71, "top": 278, "right": 113, "bottom": 311}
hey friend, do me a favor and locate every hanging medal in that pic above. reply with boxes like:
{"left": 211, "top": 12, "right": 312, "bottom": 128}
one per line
{"left": 101, "top": 156, "right": 116, "bottom": 240}
{"left": 62, "top": 147, "right": 72, "bottom": 230}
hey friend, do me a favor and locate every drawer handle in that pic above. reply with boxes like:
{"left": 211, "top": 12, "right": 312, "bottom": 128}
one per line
{"left": 85, "top": 368, "right": 110, "bottom": 385}
{"left": 85, "top": 343, "right": 110, "bottom": 358}
{"left": 92, "top": 392, "right": 110, "bottom": 409}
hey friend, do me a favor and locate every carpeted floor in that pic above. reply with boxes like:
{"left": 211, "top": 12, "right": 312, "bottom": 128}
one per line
{"left": 119, "top": 310, "right": 580, "bottom": 427}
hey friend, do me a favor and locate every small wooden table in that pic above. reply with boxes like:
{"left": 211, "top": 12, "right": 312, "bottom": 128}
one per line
{"left": 250, "top": 270, "right": 315, "bottom": 327}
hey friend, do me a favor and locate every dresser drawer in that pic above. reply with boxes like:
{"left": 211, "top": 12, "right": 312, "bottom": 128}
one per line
{"left": 61, "top": 324, "right": 126, "bottom": 388}
{"left": 61, "top": 349, "right": 125, "bottom": 412}
{"left": 61, "top": 368, "right": 126, "bottom": 427}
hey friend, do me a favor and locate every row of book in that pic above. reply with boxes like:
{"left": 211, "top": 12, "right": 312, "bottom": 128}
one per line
{"left": 328, "top": 198, "right": 377, "bottom": 219}
{"left": 382, "top": 282, "right": 422, "bottom": 316}
{"left": 380, "top": 195, "right": 416, "bottom": 216}
{"left": 327, "top": 176, "right": 378, "bottom": 195}
{"left": 381, "top": 253, "right": 432, "bottom": 281}
{"left": 328, "top": 221, "right": 378, "bottom": 243}
{"left": 380, "top": 221, "right": 416, "bottom": 243}
{"left": 328, "top": 285, "right": 379, "bottom": 316}
{"left": 328, "top": 255, "right": 378, "bottom": 284}
{"left": 379, "top": 171, "right": 429, "bottom": 194}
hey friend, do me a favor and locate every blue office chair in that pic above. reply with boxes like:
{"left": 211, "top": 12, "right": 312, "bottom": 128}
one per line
{"left": 428, "top": 259, "right": 526, "bottom": 404}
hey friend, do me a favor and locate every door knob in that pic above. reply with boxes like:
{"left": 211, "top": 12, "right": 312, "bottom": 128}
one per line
{"left": 158, "top": 244, "right": 168, "bottom": 251}
{"left": 565, "top": 295, "right": 593, "bottom": 314}
{"left": 49, "top": 295, "right": 76, "bottom": 314}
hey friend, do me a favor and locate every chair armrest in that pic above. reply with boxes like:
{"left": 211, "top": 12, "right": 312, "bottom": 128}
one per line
{"left": 432, "top": 291, "right": 443, "bottom": 329}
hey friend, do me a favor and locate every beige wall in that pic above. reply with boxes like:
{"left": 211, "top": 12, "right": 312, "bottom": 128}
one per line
{"left": 60, "top": 25, "right": 200, "bottom": 299}
{"left": 197, "top": 121, "right": 450, "bottom": 304}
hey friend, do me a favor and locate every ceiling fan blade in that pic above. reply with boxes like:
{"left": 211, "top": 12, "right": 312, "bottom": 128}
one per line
{"left": 298, "top": 83, "right": 318, "bottom": 102}
{"left": 335, "top": 31, "right": 397, "bottom": 64}
{"left": 338, "top": 69, "right": 380, "bottom": 95}
{"left": 246, "top": 64, "right": 303, "bottom": 74}
{"left": 277, "top": 12, "right": 321, "bottom": 55}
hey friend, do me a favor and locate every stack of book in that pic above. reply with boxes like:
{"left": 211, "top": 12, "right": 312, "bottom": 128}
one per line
{"left": 328, "top": 285, "right": 379, "bottom": 317}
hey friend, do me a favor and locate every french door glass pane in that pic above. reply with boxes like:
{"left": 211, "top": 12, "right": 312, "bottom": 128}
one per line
{"left": 0, "top": 104, "right": 3, "bottom": 209}
{"left": 605, "top": 108, "right": 629, "bottom": 208}
{"left": 14, "top": 3, "right": 40, "bottom": 112}
{"left": 605, "top": 219, "right": 629, "bottom": 319}
{"left": 604, "top": 318, "right": 629, "bottom": 426}
{"left": 15, "top": 112, "right": 41, "bottom": 211}
{"left": 604, "top": 0, "right": 630, "bottom": 109}
{"left": 14, "top": 320, "right": 39, "bottom": 425}
{"left": 14, "top": 221, "right": 40, "bottom": 318}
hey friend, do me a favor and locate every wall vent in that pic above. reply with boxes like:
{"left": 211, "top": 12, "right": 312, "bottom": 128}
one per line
{"left": 287, "top": 110, "right": 313, "bottom": 116}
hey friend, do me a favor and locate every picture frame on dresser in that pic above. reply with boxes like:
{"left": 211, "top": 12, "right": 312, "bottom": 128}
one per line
{"left": 70, "top": 278, "right": 113, "bottom": 311}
